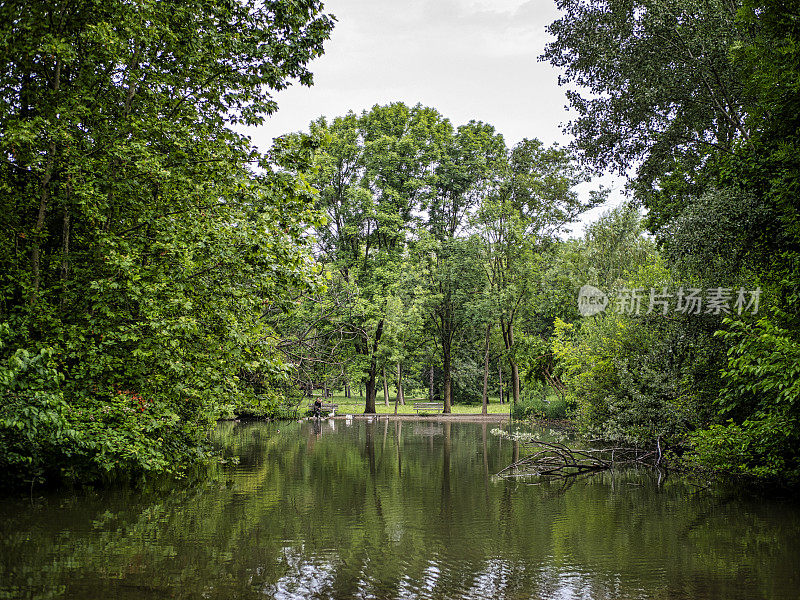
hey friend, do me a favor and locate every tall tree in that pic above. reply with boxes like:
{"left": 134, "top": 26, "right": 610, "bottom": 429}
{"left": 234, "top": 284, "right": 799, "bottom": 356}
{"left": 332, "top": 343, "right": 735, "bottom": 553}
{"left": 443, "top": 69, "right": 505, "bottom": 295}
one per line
{"left": 413, "top": 234, "right": 486, "bottom": 412}
{"left": 420, "top": 122, "right": 505, "bottom": 412}
{"left": 544, "top": 0, "right": 800, "bottom": 483}
{"left": 475, "top": 139, "right": 600, "bottom": 404}
{"left": 543, "top": 0, "right": 749, "bottom": 231}
{"left": 306, "top": 103, "right": 448, "bottom": 413}
{"left": 0, "top": 0, "right": 333, "bottom": 485}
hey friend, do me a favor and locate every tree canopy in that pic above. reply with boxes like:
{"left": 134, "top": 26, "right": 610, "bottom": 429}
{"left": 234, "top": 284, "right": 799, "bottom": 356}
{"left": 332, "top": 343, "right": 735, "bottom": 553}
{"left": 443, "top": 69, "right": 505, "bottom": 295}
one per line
{"left": 544, "top": 0, "right": 800, "bottom": 484}
{"left": 0, "top": 0, "right": 333, "bottom": 486}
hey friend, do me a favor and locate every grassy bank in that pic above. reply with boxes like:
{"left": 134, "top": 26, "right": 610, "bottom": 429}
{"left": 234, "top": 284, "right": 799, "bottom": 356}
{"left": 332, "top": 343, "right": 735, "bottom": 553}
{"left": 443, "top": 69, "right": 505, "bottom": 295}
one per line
{"left": 312, "top": 392, "right": 513, "bottom": 415}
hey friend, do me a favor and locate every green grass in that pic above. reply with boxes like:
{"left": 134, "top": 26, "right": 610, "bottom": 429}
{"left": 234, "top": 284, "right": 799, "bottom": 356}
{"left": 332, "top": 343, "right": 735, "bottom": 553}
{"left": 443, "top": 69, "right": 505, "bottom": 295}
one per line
{"left": 511, "top": 392, "right": 568, "bottom": 420}
{"left": 312, "top": 392, "right": 513, "bottom": 415}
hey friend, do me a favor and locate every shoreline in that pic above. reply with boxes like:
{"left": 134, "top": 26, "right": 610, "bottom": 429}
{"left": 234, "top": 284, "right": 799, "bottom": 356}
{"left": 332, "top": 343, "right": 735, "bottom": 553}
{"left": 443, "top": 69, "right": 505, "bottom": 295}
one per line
{"left": 224, "top": 413, "right": 511, "bottom": 423}
{"left": 326, "top": 413, "right": 510, "bottom": 422}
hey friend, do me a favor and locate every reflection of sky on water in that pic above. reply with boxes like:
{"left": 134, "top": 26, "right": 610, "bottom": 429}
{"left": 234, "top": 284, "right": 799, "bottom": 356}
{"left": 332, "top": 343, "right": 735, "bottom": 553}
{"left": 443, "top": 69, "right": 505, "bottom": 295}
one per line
{"left": 263, "top": 554, "right": 653, "bottom": 600}
{"left": 265, "top": 548, "right": 337, "bottom": 600}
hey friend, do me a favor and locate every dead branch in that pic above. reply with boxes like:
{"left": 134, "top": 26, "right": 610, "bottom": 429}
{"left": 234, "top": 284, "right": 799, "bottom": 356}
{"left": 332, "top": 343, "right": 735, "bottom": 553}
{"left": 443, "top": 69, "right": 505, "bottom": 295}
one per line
{"left": 496, "top": 438, "right": 661, "bottom": 480}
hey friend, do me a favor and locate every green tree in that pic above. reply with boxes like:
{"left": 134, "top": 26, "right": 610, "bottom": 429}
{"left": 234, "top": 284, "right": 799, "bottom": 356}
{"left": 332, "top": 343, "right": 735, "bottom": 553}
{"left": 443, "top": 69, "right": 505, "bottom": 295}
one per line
{"left": 420, "top": 122, "right": 506, "bottom": 412}
{"left": 543, "top": 0, "right": 749, "bottom": 231}
{"left": 686, "top": 1, "right": 800, "bottom": 483}
{"left": 475, "top": 139, "right": 599, "bottom": 405}
{"left": 544, "top": 0, "right": 800, "bottom": 483}
{"left": 0, "top": 0, "right": 333, "bottom": 486}
{"left": 413, "top": 234, "right": 486, "bottom": 412}
{"left": 305, "top": 103, "right": 448, "bottom": 413}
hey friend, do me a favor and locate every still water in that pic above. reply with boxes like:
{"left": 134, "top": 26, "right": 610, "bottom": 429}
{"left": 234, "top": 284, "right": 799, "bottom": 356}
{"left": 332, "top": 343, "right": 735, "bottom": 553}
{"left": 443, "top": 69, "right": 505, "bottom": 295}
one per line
{"left": 1, "top": 419, "right": 799, "bottom": 600}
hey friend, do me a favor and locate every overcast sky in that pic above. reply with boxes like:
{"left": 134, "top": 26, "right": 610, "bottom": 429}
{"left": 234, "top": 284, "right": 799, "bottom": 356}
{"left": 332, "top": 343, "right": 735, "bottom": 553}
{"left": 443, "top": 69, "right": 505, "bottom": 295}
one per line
{"left": 244, "top": 0, "right": 624, "bottom": 233}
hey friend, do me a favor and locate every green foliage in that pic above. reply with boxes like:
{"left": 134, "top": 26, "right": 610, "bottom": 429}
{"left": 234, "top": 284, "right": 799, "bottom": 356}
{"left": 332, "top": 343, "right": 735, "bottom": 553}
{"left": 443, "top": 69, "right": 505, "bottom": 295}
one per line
{"left": 688, "top": 415, "right": 799, "bottom": 483}
{"left": 0, "top": 327, "right": 210, "bottom": 486}
{"left": 512, "top": 384, "right": 569, "bottom": 421}
{"left": 543, "top": 0, "right": 748, "bottom": 228}
{"left": 552, "top": 253, "right": 721, "bottom": 446}
{"left": 0, "top": 331, "right": 69, "bottom": 484}
{"left": 687, "top": 300, "right": 800, "bottom": 483}
{"left": 544, "top": 0, "right": 800, "bottom": 485}
{"left": 718, "top": 312, "right": 800, "bottom": 419}
{"left": 413, "top": 233, "right": 488, "bottom": 410}
{"left": 474, "top": 138, "right": 602, "bottom": 405}
{"left": 583, "top": 203, "right": 658, "bottom": 289}
{"left": 294, "top": 103, "right": 454, "bottom": 412}
{"left": 661, "top": 187, "right": 771, "bottom": 283}
{"left": 291, "top": 103, "right": 600, "bottom": 413}
{"left": 0, "top": 0, "right": 333, "bottom": 486}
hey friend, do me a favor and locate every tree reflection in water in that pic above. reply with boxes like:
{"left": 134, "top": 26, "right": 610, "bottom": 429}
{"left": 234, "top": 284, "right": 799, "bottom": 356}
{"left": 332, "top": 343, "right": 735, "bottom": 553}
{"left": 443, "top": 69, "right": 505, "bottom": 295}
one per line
{"left": 0, "top": 420, "right": 798, "bottom": 600}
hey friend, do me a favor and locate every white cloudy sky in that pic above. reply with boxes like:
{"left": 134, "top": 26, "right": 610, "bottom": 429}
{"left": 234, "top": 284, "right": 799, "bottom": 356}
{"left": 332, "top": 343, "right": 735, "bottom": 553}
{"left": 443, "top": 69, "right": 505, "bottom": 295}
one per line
{"left": 245, "top": 0, "right": 625, "bottom": 233}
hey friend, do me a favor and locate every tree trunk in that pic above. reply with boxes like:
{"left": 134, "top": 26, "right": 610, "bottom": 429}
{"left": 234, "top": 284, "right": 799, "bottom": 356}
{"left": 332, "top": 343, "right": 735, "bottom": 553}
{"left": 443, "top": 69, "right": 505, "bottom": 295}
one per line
{"left": 365, "top": 367, "right": 377, "bottom": 413}
{"left": 30, "top": 58, "right": 60, "bottom": 305}
{"left": 59, "top": 204, "right": 70, "bottom": 306}
{"left": 499, "top": 365, "right": 504, "bottom": 404}
{"left": 396, "top": 362, "right": 405, "bottom": 406}
{"left": 510, "top": 360, "right": 520, "bottom": 405}
{"left": 501, "top": 318, "right": 521, "bottom": 405}
{"left": 429, "top": 365, "right": 435, "bottom": 402}
{"left": 29, "top": 141, "right": 57, "bottom": 305}
{"left": 443, "top": 347, "right": 452, "bottom": 413}
{"left": 344, "top": 380, "right": 351, "bottom": 398}
{"left": 382, "top": 366, "right": 389, "bottom": 406}
{"left": 364, "top": 318, "right": 384, "bottom": 414}
{"left": 481, "top": 323, "right": 491, "bottom": 415}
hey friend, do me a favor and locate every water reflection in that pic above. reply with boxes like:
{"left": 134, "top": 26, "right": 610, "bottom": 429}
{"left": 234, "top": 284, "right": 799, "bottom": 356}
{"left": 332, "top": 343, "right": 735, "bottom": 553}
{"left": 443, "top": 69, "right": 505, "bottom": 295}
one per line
{"left": 0, "top": 420, "right": 798, "bottom": 600}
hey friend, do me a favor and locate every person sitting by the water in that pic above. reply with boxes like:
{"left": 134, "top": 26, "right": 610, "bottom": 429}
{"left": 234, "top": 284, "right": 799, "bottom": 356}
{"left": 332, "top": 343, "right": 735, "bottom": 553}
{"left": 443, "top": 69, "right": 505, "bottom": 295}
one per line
{"left": 312, "top": 397, "right": 322, "bottom": 419}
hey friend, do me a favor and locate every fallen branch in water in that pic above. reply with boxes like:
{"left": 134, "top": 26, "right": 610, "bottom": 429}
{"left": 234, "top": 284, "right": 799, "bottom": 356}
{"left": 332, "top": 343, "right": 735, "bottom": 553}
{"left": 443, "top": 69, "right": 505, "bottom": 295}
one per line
{"left": 496, "top": 438, "right": 659, "bottom": 479}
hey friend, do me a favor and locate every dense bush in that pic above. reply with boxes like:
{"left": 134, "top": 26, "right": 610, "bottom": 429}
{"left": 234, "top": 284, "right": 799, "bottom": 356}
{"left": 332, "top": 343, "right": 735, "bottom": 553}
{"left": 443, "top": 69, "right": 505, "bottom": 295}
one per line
{"left": 551, "top": 257, "right": 726, "bottom": 448}
{"left": 0, "top": 330, "right": 212, "bottom": 487}
{"left": 687, "top": 302, "right": 800, "bottom": 483}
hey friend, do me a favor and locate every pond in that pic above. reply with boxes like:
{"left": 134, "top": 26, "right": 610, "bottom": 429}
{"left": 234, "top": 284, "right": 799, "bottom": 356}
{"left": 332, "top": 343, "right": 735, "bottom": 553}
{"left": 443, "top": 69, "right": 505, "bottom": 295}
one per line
{"left": 1, "top": 419, "right": 799, "bottom": 599}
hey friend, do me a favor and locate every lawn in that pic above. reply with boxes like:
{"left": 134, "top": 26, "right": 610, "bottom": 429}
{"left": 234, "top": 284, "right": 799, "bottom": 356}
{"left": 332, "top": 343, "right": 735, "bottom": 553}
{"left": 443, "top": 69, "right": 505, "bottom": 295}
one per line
{"left": 315, "top": 391, "right": 513, "bottom": 415}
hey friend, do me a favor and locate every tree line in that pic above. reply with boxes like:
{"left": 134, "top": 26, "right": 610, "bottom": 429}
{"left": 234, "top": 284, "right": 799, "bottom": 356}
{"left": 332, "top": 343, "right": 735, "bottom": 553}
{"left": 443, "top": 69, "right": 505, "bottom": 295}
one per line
{"left": 544, "top": 0, "right": 800, "bottom": 484}
{"left": 1, "top": 0, "right": 797, "bottom": 488}
{"left": 272, "top": 103, "right": 600, "bottom": 415}
{"left": 0, "top": 0, "right": 334, "bottom": 487}
{"left": 279, "top": 0, "right": 800, "bottom": 485}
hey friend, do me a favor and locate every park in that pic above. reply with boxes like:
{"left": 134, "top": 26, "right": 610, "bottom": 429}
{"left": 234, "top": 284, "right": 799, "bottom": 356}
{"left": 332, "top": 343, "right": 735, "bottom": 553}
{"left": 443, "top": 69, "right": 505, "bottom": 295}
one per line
{"left": 1, "top": 0, "right": 798, "bottom": 598}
